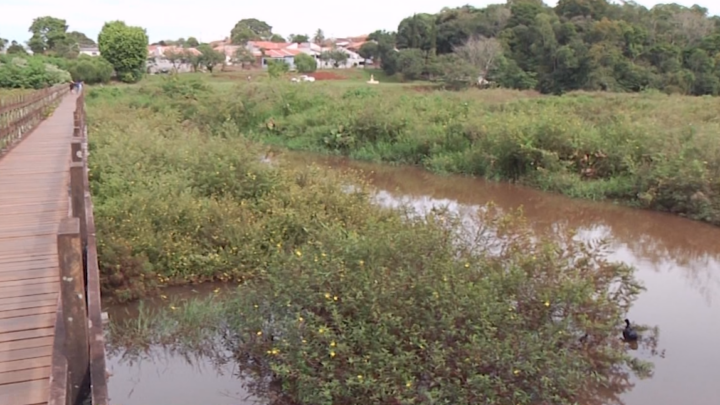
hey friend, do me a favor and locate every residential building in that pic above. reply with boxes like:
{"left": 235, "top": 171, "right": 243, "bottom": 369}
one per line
{"left": 147, "top": 45, "right": 201, "bottom": 73}
{"left": 79, "top": 47, "right": 100, "bottom": 57}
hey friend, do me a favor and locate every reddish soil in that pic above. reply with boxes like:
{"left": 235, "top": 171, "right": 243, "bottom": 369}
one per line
{"left": 308, "top": 71, "right": 345, "bottom": 80}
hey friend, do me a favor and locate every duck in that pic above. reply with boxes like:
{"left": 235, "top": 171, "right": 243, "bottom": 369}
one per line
{"left": 623, "top": 319, "right": 639, "bottom": 341}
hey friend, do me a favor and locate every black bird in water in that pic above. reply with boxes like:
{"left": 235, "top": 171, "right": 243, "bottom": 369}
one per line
{"left": 623, "top": 319, "right": 639, "bottom": 341}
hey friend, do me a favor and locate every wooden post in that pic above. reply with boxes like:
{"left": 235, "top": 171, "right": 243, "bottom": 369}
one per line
{"left": 71, "top": 140, "right": 82, "bottom": 163}
{"left": 70, "top": 161, "right": 87, "bottom": 244}
{"left": 57, "top": 217, "right": 89, "bottom": 404}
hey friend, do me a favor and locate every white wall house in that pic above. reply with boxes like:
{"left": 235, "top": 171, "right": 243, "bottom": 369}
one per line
{"left": 79, "top": 47, "right": 100, "bottom": 57}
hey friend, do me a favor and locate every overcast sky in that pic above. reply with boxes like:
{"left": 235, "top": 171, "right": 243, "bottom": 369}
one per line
{"left": 1, "top": 0, "right": 717, "bottom": 45}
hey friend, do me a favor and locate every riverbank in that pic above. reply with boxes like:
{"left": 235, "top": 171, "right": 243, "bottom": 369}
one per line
{"left": 148, "top": 74, "right": 720, "bottom": 225}
{"left": 87, "top": 78, "right": 650, "bottom": 405}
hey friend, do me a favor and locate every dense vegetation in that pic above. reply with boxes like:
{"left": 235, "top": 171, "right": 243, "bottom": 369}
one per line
{"left": 90, "top": 78, "right": 651, "bottom": 404}
{"left": 0, "top": 55, "right": 71, "bottom": 88}
{"left": 135, "top": 75, "right": 719, "bottom": 224}
{"left": 361, "top": 1, "right": 720, "bottom": 95}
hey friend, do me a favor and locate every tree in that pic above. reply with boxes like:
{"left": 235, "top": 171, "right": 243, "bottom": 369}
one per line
{"left": 270, "top": 34, "right": 286, "bottom": 43}
{"left": 358, "top": 42, "right": 378, "bottom": 67}
{"left": 289, "top": 34, "right": 310, "bottom": 44}
{"left": 231, "top": 18, "right": 273, "bottom": 44}
{"left": 322, "top": 49, "right": 348, "bottom": 68}
{"left": 396, "top": 48, "right": 426, "bottom": 80}
{"left": 98, "top": 21, "right": 149, "bottom": 83}
{"left": 164, "top": 49, "right": 188, "bottom": 70}
{"left": 68, "top": 31, "right": 96, "bottom": 47}
{"left": 27, "top": 16, "right": 70, "bottom": 54}
{"left": 313, "top": 29, "right": 325, "bottom": 45}
{"left": 197, "top": 43, "right": 225, "bottom": 72}
{"left": 0, "top": 37, "right": 7, "bottom": 52}
{"left": 396, "top": 13, "right": 436, "bottom": 55}
{"left": 6, "top": 41, "right": 27, "bottom": 55}
{"left": 453, "top": 35, "right": 503, "bottom": 82}
{"left": 186, "top": 37, "right": 200, "bottom": 47}
{"left": 294, "top": 53, "right": 317, "bottom": 73}
{"left": 233, "top": 47, "right": 256, "bottom": 68}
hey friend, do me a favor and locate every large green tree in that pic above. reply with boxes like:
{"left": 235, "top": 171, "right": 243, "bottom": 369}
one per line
{"left": 27, "top": 16, "right": 72, "bottom": 55}
{"left": 98, "top": 21, "right": 149, "bottom": 83}
{"left": 376, "top": 1, "right": 720, "bottom": 95}
{"left": 230, "top": 19, "right": 273, "bottom": 44}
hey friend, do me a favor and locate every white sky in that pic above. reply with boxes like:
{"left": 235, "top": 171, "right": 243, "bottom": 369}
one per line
{"left": 1, "top": 1, "right": 717, "bottom": 45}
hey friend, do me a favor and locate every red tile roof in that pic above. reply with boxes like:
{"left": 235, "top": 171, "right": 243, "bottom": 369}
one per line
{"left": 264, "top": 48, "right": 301, "bottom": 58}
{"left": 250, "top": 41, "right": 293, "bottom": 50}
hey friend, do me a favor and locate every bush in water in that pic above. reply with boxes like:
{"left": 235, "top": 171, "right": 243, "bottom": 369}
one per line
{"left": 88, "top": 81, "right": 652, "bottom": 404}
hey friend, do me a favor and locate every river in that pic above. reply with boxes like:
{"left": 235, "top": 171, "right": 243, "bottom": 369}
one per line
{"left": 106, "top": 153, "right": 720, "bottom": 405}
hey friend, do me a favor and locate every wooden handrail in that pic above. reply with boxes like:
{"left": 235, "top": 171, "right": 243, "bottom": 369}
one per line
{"left": 53, "top": 89, "right": 109, "bottom": 405}
{"left": 0, "top": 85, "right": 68, "bottom": 158}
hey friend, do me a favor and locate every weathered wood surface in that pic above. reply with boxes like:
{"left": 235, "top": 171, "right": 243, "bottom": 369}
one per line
{"left": 0, "top": 94, "right": 76, "bottom": 405}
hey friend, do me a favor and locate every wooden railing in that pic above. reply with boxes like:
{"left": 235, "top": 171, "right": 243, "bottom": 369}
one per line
{"left": 49, "top": 91, "right": 109, "bottom": 405}
{"left": 0, "top": 85, "right": 68, "bottom": 157}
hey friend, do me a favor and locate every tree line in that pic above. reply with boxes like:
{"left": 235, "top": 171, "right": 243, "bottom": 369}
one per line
{"left": 357, "top": 0, "right": 720, "bottom": 95}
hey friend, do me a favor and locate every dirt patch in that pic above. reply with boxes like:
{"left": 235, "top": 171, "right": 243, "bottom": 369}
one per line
{"left": 308, "top": 71, "right": 345, "bottom": 80}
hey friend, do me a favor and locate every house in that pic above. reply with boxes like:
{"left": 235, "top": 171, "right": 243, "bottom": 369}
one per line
{"left": 247, "top": 41, "right": 301, "bottom": 69}
{"left": 79, "top": 47, "right": 100, "bottom": 57}
{"left": 147, "top": 45, "right": 201, "bottom": 73}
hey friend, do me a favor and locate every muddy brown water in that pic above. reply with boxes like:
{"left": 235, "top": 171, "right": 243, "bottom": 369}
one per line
{"left": 106, "top": 153, "right": 720, "bottom": 405}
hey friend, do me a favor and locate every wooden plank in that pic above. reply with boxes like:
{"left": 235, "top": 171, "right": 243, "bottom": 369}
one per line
{"left": 0, "top": 294, "right": 57, "bottom": 306}
{"left": 0, "top": 306, "right": 57, "bottom": 321}
{"left": 0, "top": 356, "right": 52, "bottom": 373}
{"left": 48, "top": 297, "right": 67, "bottom": 405}
{"left": 0, "top": 270, "right": 56, "bottom": 283}
{"left": 0, "top": 262, "right": 57, "bottom": 274}
{"left": 0, "top": 379, "right": 50, "bottom": 405}
{"left": 0, "top": 313, "right": 55, "bottom": 334}
{"left": 0, "top": 283, "right": 59, "bottom": 299}
{"left": 0, "top": 337, "right": 53, "bottom": 353}
{"left": 0, "top": 328, "right": 53, "bottom": 344}
{"left": 0, "top": 300, "right": 58, "bottom": 313}
{"left": 0, "top": 346, "right": 52, "bottom": 363}
{"left": 0, "top": 277, "right": 56, "bottom": 288}
{"left": 0, "top": 366, "right": 51, "bottom": 385}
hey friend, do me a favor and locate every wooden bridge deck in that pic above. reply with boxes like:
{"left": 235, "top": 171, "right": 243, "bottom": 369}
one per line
{"left": 0, "top": 94, "right": 76, "bottom": 405}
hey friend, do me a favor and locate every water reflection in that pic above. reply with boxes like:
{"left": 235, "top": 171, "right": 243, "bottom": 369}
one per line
{"left": 279, "top": 152, "right": 720, "bottom": 405}
{"left": 105, "top": 284, "right": 259, "bottom": 405}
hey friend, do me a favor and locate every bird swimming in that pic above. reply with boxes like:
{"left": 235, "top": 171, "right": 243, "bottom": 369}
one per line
{"left": 623, "top": 319, "right": 638, "bottom": 341}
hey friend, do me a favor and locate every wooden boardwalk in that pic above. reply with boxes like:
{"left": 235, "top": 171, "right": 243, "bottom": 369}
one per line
{"left": 0, "top": 94, "right": 76, "bottom": 405}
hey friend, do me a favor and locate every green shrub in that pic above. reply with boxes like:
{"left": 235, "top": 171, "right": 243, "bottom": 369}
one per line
{"left": 267, "top": 59, "right": 289, "bottom": 78}
{"left": 294, "top": 53, "right": 317, "bottom": 73}
{"left": 0, "top": 56, "right": 71, "bottom": 88}
{"left": 65, "top": 56, "right": 114, "bottom": 84}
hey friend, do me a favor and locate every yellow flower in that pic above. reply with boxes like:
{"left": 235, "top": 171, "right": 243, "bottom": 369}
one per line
{"left": 257, "top": 331, "right": 263, "bottom": 336}
{"left": 318, "top": 327, "right": 326, "bottom": 334}
{"left": 464, "top": 263, "right": 470, "bottom": 268}
{"left": 271, "top": 348, "right": 279, "bottom": 355}
{"left": 213, "top": 288, "right": 220, "bottom": 294}
{"left": 324, "top": 292, "right": 331, "bottom": 299}
{"left": 357, "top": 375, "right": 363, "bottom": 380}
{"left": 295, "top": 249, "right": 302, "bottom": 257}
{"left": 406, "top": 381, "right": 412, "bottom": 388}
{"left": 333, "top": 296, "right": 338, "bottom": 301}
{"left": 302, "top": 339, "right": 307, "bottom": 344}
{"left": 544, "top": 301, "right": 550, "bottom": 307}
{"left": 330, "top": 340, "right": 336, "bottom": 347}
{"left": 330, "top": 351, "right": 336, "bottom": 358}
{"left": 169, "top": 305, "right": 177, "bottom": 310}
{"left": 358, "top": 260, "right": 364, "bottom": 266}
{"left": 160, "top": 294, "right": 168, "bottom": 300}
{"left": 321, "top": 253, "right": 327, "bottom": 257}
{"left": 513, "top": 369, "right": 520, "bottom": 375}
{"left": 298, "top": 316, "right": 304, "bottom": 322}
